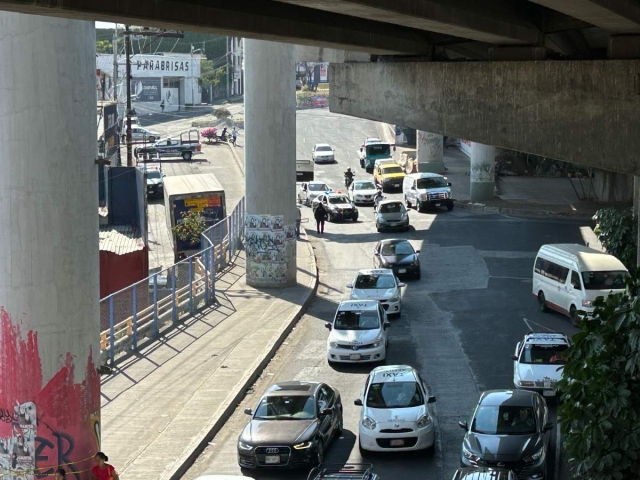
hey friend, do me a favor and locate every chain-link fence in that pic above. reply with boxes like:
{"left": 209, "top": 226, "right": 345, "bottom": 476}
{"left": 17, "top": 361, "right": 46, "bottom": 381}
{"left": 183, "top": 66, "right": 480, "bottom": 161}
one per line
{"left": 100, "top": 198, "right": 245, "bottom": 364}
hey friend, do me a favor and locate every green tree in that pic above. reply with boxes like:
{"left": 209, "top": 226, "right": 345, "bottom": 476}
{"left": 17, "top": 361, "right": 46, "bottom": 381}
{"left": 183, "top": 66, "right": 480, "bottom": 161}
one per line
{"left": 593, "top": 207, "right": 637, "bottom": 270}
{"left": 199, "top": 59, "right": 226, "bottom": 87}
{"left": 557, "top": 274, "right": 640, "bottom": 480}
{"left": 172, "top": 210, "right": 207, "bottom": 246}
{"left": 96, "top": 39, "right": 113, "bottom": 54}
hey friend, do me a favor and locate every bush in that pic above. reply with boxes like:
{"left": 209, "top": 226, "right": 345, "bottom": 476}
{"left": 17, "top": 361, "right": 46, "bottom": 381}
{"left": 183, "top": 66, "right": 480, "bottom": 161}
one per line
{"left": 213, "top": 107, "right": 231, "bottom": 118}
{"left": 200, "top": 127, "right": 217, "bottom": 141}
{"left": 593, "top": 208, "right": 637, "bottom": 271}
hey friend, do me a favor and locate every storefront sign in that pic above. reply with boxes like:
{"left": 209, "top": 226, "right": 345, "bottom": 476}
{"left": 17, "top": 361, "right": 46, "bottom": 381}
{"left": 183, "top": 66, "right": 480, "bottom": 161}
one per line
{"left": 136, "top": 59, "right": 190, "bottom": 72}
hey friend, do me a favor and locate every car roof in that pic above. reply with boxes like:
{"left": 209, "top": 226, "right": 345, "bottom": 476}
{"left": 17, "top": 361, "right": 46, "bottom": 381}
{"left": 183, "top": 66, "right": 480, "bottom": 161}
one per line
{"left": 378, "top": 199, "right": 404, "bottom": 206}
{"left": 379, "top": 164, "right": 402, "bottom": 170}
{"left": 379, "top": 238, "right": 412, "bottom": 245}
{"left": 479, "top": 389, "right": 538, "bottom": 407}
{"left": 353, "top": 180, "right": 375, "bottom": 185}
{"left": 308, "top": 180, "right": 329, "bottom": 185}
{"left": 267, "top": 381, "right": 320, "bottom": 396}
{"left": 451, "top": 468, "right": 516, "bottom": 480}
{"left": 406, "top": 172, "right": 445, "bottom": 179}
{"left": 326, "top": 192, "right": 350, "bottom": 198}
{"left": 538, "top": 244, "right": 627, "bottom": 272}
{"left": 338, "top": 300, "right": 380, "bottom": 311}
{"left": 523, "top": 332, "right": 570, "bottom": 345}
{"left": 315, "top": 143, "right": 332, "bottom": 148}
{"left": 356, "top": 269, "right": 395, "bottom": 276}
{"left": 364, "top": 137, "right": 382, "bottom": 143}
{"left": 370, "top": 365, "right": 417, "bottom": 383}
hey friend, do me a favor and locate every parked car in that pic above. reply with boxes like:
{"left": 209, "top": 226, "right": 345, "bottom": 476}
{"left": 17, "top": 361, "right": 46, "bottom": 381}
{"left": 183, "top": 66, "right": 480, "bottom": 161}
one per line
{"left": 373, "top": 239, "right": 421, "bottom": 279}
{"left": 134, "top": 129, "right": 202, "bottom": 161}
{"left": 141, "top": 166, "right": 164, "bottom": 198}
{"left": 348, "top": 180, "right": 378, "bottom": 205}
{"left": 513, "top": 332, "right": 570, "bottom": 398}
{"left": 130, "top": 126, "right": 160, "bottom": 143}
{"left": 403, "top": 172, "right": 453, "bottom": 212}
{"left": 326, "top": 300, "right": 389, "bottom": 365}
{"left": 451, "top": 467, "right": 517, "bottom": 480}
{"left": 355, "top": 365, "right": 436, "bottom": 452}
{"left": 298, "top": 181, "right": 331, "bottom": 207}
{"left": 375, "top": 200, "right": 409, "bottom": 232}
{"left": 346, "top": 268, "right": 405, "bottom": 317}
{"left": 312, "top": 193, "right": 359, "bottom": 222}
{"left": 312, "top": 144, "right": 336, "bottom": 163}
{"left": 459, "top": 390, "right": 554, "bottom": 480}
{"left": 237, "top": 381, "right": 343, "bottom": 469}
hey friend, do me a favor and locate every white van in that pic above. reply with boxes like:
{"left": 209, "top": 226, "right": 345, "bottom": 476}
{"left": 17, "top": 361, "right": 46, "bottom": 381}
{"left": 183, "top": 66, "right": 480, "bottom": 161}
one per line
{"left": 533, "top": 244, "right": 629, "bottom": 325}
{"left": 402, "top": 173, "right": 453, "bottom": 212}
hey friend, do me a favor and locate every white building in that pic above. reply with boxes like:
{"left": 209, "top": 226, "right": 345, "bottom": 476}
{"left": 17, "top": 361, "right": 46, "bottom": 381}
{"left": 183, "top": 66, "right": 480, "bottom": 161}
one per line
{"left": 96, "top": 53, "right": 202, "bottom": 113}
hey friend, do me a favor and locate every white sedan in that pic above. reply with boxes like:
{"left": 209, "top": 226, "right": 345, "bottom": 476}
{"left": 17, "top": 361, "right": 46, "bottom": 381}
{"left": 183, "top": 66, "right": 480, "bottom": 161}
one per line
{"left": 355, "top": 365, "right": 436, "bottom": 452}
{"left": 348, "top": 180, "right": 378, "bottom": 205}
{"left": 347, "top": 269, "right": 404, "bottom": 316}
{"left": 312, "top": 143, "right": 335, "bottom": 163}
{"left": 297, "top": 181, "right": 331, "bottom": 207}
{"left": 513, "top": 332, "right": 570, "bottom": 398}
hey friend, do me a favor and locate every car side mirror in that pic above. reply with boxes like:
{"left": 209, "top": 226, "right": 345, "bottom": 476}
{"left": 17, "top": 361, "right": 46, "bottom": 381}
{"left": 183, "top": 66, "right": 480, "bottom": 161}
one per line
{"left": 244, "top": 408, "right": 252, "bottom": 415}
{"left": 428, "top": 396, "right": 436, "bottom": 403}
{"left": 374, "top": 252, "right": 380, "bottom": 256}
{"left": 511, "top": 355, "right": 518, "bottom": 361}
{"left": 543, "top": 422, "right": 555, "bottom": 432}
{"left": 325, "top": 322, "right": 332, "bottom": 330}
{"left": 415, "top": 250, "right": 421, "bottom": 254}
{"left": 398, "top": 283, "right": 406, "bottom": 288}
{"left": 448, "top": 182, "right": 452, "bottom": 186}
{"left": 346, "top": 283, "right": 353, "bottom": 288}
{"left": 354, "top": 399, "right": 363, "bottom": 406}
{"left": 458, "top": 421, "right": 468, "bottom": 430}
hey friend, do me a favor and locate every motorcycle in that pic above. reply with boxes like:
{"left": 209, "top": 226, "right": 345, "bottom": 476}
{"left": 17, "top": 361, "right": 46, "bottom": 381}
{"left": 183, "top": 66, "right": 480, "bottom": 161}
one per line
{"left": 344, "top": 174, "right": 355, "bottom": 188}
{"left": 374, "top": 193, "right": 384, "bottom": 211}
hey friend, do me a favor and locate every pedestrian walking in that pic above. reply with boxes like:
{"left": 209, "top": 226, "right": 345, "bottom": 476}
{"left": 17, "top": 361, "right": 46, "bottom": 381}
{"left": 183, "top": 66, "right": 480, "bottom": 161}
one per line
{"left": 160, "top": 99, "right": 165, "bottom": 113}
{"left": 314, "top": 203, "right": 328, "bottom": 234}
{"left": 295, "top": 206, "right": 302, "bottom": 238}
{"left": 231, "top": 127, "right": 238, "bottom": 146}
{"left": 92, "top": 452, "right": 120, "bottom": 480}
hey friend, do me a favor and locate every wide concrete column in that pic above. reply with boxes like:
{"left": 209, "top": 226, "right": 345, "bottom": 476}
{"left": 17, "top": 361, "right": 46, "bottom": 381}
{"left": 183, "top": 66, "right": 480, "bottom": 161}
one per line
{"left": 470, "top": 142, "right": 497, "bottom": 202}
{"left": 245, "top": 40, "right": 297, "bottom": 287}
{"left": 0, "top": 11, "right": 100, "bottom": 477}
{"left": 416, "top": 131, "right": 445, "bottom": 173}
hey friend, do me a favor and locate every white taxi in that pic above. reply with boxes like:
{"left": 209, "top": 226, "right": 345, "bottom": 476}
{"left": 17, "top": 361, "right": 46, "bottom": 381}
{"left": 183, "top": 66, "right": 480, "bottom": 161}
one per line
{"left": 355, "top": 365, "right": 436, "bottom": 452}
{"left": 346, "top": 269, "right": 405, "bottom": 316}
{"left": 512, "top": 332, "right": 570, "bottom": 398}
{"left": 326, "top": 300, "right": 389, "bottom": 365}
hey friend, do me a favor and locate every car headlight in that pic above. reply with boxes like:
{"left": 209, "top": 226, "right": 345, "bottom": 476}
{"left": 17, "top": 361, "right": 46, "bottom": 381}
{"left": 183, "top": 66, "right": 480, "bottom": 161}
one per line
{"left": 377, "top": 216, "right": 386, "bottom": 223}
{"left": 420, "top": 193, "right": 428, "bottom": 200}
{"left": 238, "top": 441, "right": 254, "bottom": 451}
{"left": 517, "top": 380, "right": 535, "bottom": 387}
{"left": 293, "top": 441, "right": 313, "bottom": 450}
{"left": 362, "top": 416, "right": 377, "bottom": 430}
{"left": 329, "top": 341, "right": 338, "bottom": 348}
{"left": 582, "top": 300, "right": 592, "bottom": 307}
{"left": 444, "top": 191, "right": 451, "bottom": 199}
{"left": 389, "top": 296, "right": 400, "bottom": 302}
{"left": 401, "top": 213, "right": 408, "bottom": 219}
{"left": 417, "top": 414, "right": 432, "bottom": 428}
{"left": 413, "top": 260, "right": 419, "bottom": 266}
{"left": 524, "top": 447, "right": 544, "bottom": 463}
{"left": 462, "top": 444, "right": 481, "bottom": 463}
{"left": 372, "top": 338, "right": 384, "bottom": 348}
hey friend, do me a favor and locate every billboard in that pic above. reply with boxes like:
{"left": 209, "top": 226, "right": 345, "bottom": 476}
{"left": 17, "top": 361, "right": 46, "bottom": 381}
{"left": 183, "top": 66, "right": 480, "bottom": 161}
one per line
{"left": 131, "top": 77, "right": 161, "bottom": 102}
{"left": 319, "top": 63, "right": 328, "bottom": 83}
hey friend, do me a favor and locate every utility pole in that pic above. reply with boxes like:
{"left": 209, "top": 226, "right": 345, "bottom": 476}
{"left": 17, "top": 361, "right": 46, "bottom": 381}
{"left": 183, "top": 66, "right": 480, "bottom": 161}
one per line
{"left": 226, "top": 37, "right": 230, "bottom": 100}
{"left": 125, "top": 24, "right": 133, "bottom": 166}
{"left": 113, "top": 25, "right": 121, "bottom": 165}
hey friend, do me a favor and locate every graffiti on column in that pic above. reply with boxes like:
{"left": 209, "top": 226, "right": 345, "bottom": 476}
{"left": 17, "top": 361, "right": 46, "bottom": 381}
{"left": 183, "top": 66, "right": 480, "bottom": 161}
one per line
{"left": 0, "top": 309, "right": 100, "bottom": 480}
{"left": 418, "top": 132, "right": 443, "bottom": 161}
{"left": 470, "top": 163, "right": 495, "bottom": 183}
{"left": 245, "top": 215, "right": 296, "bottom": 283}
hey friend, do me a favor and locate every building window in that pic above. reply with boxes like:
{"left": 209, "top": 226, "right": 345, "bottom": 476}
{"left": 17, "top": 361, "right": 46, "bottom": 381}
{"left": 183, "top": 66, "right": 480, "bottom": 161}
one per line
{"left": 163, "top": 78, "right": 180, "bottom": 88}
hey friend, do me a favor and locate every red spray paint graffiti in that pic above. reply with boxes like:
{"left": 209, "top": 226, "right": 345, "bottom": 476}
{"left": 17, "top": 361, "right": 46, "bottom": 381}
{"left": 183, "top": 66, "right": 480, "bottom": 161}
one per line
{"left": 0, "top": 308, "right": 100, "bottom": 479}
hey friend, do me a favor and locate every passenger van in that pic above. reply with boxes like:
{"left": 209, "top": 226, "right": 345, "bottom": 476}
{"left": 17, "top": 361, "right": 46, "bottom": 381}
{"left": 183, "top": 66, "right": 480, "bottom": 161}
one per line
{"left": 403, "top": 173, "right": 453, "bottom": 212}
{"left": 532, "top": 244, "right": 629, "bottom": 325}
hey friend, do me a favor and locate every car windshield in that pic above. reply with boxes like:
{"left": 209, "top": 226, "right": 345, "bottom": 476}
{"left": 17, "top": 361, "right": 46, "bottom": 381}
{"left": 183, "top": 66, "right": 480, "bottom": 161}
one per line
{"left": 308, "top": 183, "right": 329, "bottom": 192}
{"left": 366, "top": 381, "right": 424, "bottom": 409}
{"left": 334, "top": 310, "right": 380, "bottom": 330}
{"left": 417, "top": 177, "right": 447, "bottom": 189}
{"left": 581, "top": 270, "right": 628, "bottom": 290}
{"left": 316, "top": 146, "right": 332, "bottom": 152}
{"left": 329, "top": 196, "right": 350, "bottom": 204}
{"left": 379, "top": 203, "right": 405, "bottom": 214}
{"left": 254, "top": 395, "right": 315, "bottom": 420}
{"left": 355, "top": 182, "right": 376, "bottom": 190}
{"left": 521, "top": 344, "right": 568, "bottom": 364}
{"left": 366, "top": 144, "right": 390, "bottom": 156}
{"left": 147, "top": 171, "right": 162, "bottom": 179}
{"left": 472, "top": 406, "right": 536, "bottom": 435}
{"left": 382, "top": 166, "right": 403, "bottom": 175}
{"left": 380, "top": 242, "right": 414, "bottom": 256}
{"left": 354, "top": 274, "right": 396, "bottom": 289}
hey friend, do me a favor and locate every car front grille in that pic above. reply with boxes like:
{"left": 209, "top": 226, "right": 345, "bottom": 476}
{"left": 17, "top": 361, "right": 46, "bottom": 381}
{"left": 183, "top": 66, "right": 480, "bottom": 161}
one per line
{"left": 380, "top": 428, "right": 414, "bottom": 433}
{"left": 376, "top": 437, "right": 418, "bottom": 448}
{"left": 336, "top": 343, "right": 376, "bottom": 350}
{"left": 428, "top": 192, "right": 447, "bottom": 200}
{"left": 339, "top": 354, "right": 372, "bottom": 361}
{"left": 254, "top": 446, "right": 291, "bottom": 466}
{"left": 483, "top": 460, "right": 529, "bottom": 477}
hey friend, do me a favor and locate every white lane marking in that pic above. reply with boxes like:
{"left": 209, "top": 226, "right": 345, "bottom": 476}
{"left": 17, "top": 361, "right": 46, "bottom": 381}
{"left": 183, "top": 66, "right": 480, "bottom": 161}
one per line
{"left": 523, "top": 317, "right": 554, "bottom": 332}
{"left": 555, "top": 421, "right": 562, "bottom": 480}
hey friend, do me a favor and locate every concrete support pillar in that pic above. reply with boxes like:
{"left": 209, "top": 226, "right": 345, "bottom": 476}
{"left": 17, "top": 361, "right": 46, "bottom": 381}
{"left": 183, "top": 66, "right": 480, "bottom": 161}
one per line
{"left": 245, "top": 40, "right": 297, "bottom": 287}
{"left": 470, "top": 142, "right": 497, "bottom": 202}
{"left": 416, "top": 131, "right": 445, "bottom": 173}
{"left": 0, "top": 11, "right": 100, "bottom": 478}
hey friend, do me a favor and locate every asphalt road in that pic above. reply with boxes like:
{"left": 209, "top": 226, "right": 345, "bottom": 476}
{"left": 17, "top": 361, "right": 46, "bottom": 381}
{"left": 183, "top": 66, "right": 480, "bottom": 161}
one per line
{"left": 181, "top": 109, "right": 590, "bottom": 480}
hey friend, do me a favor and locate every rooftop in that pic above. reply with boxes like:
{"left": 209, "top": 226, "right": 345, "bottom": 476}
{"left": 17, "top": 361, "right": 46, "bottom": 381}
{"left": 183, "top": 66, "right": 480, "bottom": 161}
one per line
{"left": 99, "top": 225, "right": 145, "bottom": 255}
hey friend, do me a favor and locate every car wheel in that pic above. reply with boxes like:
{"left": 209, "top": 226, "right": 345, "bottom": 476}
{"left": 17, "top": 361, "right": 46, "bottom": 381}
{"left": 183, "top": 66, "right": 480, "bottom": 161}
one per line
{"left": 327, "top": 212, "right": 333, "bottom": 222}
{"left": 404, "top": 226, "right": 410, "bottom": 232}
{"left": 314, "top": 443, "right": 324, "bottom": 466}
{"left": 570, "top": 305, "right": 579, "bottom": 327}
{"left": 335, "top": 414, "right": 343, "bottom": 437}
{"left": 447, "top": 202, "right": 454, "bottom": 211}
{"left": 183, "top": 151, "right": 192, "bottom": 161}
{"left": 415, "top": 270, "right": 421, "bottom": 280}
{"left": 376, "top": 227, "right": 382, "bottom": 233}
{"left": 538, "top": 291, "right": 548, "bottom": 312}
{"left": 405, "top": 196, "right": 412, "bottom": 209}
{"left": 358, "top": 439, "right": 367, "bottom": 456}
{"left": 353, "top": 216, "right": 358, "bottom": 222}
{"left": 417, "top": 201, "right": 423, "bottom": 213}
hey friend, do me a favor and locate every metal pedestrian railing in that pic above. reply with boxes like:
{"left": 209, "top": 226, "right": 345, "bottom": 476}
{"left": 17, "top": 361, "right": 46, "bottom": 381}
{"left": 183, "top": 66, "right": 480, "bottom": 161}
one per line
{"left": 99, "top": 198, "right": 246, "bottom": 365}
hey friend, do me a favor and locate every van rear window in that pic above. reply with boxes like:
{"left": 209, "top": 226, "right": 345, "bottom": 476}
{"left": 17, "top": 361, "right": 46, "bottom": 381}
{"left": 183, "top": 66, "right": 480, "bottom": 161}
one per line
{"left": 534, "top": 257, "right": 569, "bottom": 284}
{"left": 581, "top": 271, "right": 628, "bottom": 290}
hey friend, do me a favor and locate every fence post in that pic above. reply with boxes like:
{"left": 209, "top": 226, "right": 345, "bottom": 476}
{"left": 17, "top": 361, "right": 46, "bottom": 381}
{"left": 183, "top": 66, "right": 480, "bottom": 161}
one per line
{"left": 204, "top": 249, "right": 210, "bottom": 304}
{"left": 132, "top": 284, "right": 138, "bottom": 350}
{"left": 211, "top": 245, "right": 216, "bottom": 297}
{"left": 189, "top": 257, "right": 194, "bottom": 314}
{"left": 109, "top": 296, "right": 115, "bottom": 364}
{"left": 171, "top": 265, "right": 177, "bottom": 323}
{"left": 153, "top": 273, "right": 158, "bottom": 338}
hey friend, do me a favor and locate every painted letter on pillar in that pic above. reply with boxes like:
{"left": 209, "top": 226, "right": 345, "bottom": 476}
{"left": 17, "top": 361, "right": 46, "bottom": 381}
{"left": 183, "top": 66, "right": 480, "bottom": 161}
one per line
{"left": 0, "top": 310, "right": 100, "bottom": 479}
{"left": 245, "top": 215, "right": 296, "bottom": 284}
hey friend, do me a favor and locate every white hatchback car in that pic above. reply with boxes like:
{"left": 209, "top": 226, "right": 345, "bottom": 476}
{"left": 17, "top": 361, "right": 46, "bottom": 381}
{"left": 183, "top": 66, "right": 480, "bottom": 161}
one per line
{"left": 326, "top": 300, "right": 389, "bottom": 365}
{"left": 512, "top": 332, "right": 570, "bottom": 398}
{"left": 312, "top": 143, "right": 336, "bottom": 163}
{"left": 348, "top": 180, "right": 378, "bottom": 205}
{"left": 347, "top": 269, "right": 404, "bottom": 316}
{"left": 355, "top": 365, "right": 436, "bottom": 452}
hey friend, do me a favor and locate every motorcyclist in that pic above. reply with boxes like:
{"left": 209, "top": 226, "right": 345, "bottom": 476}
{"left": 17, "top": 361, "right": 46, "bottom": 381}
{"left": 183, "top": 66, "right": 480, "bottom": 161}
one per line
{"left": 344, "top": 167, "right": 355, "bottom": 187}
{"left": 374, "top": 188, "right": 384, "bottom": 210}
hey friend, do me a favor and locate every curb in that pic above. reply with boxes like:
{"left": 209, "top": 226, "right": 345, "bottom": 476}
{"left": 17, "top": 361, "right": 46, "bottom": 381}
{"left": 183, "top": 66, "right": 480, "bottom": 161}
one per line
{"left": 453, "top": 200, "right": 595, "bottom": 219}
{"left": 226, "top": 141, "right": 244, "bottom": 175}
{"left": 167, "top": 229, "right": 318, "bottom": 480}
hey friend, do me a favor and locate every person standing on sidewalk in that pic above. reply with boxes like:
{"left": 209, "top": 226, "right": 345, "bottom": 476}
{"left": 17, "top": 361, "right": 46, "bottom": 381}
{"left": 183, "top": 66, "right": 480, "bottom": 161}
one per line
{"left": 160, "top": 99, "right": 165, "bottom": 113}
{"left": 231, "top": 127, "right": 238, "bottom": 146}
{"left": 92, "top": 452, "right": 120, "bottom": 480}
{"left": 295, "top": 205, "right": 302, "bottom": 238}
{"left": 314, "top": 203, "right": 327, "bottom": 234}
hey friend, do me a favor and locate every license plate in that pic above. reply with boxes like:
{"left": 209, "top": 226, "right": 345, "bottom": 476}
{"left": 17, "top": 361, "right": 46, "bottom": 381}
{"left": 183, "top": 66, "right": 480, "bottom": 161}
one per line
{"left": 350, "top": 354, "right": 361, "bottom": 360}
{"left": 543, "top": 390, "right": 555, "bottom": 397}
{"left": 393, "top": 184, "right": 400, "bottom": 187}
{"left": 435, "top": 202, "right": 441, "bottom": 206}
{"left": 265, "top": 455, "right": 280, "bottom": 464}
{"left": 398, "top": 269, "right": 406, "bottom": 274}
{"left": 390, "top": 439, "right": 405, "bottom": 446}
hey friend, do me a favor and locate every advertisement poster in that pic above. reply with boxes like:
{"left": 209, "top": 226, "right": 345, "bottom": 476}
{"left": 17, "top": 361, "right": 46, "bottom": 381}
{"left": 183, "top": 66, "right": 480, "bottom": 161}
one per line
{"left": 0, "top": 402, "right": 37, "bottom": 480}
{"left": 103, "top": 103, "right": 119, "bottom": 161}
{"left": 131, "top": 77, "right": 161, "bottom": 102}
{"left": 245, "top": 214, "right": 295, "bottom": 284}
{"left": 319, "top": 63, "right": 328, "bottom": 83}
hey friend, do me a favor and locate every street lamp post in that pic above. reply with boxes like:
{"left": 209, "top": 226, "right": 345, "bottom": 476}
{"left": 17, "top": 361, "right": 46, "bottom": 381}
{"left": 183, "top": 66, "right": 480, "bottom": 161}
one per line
{"left": 190, "top": 45, "right": 202, "bottom": 108}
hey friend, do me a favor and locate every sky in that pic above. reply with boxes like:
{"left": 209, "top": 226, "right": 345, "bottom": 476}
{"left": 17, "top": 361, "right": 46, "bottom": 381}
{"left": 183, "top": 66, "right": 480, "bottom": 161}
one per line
{"left": 96, "top": 21, "right": 117, "bottom": 28}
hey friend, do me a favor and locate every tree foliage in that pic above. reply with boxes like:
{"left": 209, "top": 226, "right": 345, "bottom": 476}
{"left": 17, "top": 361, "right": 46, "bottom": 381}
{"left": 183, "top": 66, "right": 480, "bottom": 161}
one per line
{"left": 173, "top": 210, "right": 207, "bottom": 246}
{"left": 557, "top": 273, "right": 640, "bottom": 480}
{"left": 96, "top": 39, "right": 113, "bottom": 54}
{"left": 199, "top": 59, "right": 226, "bottom": 87}
{"left": 593, "top": 208, "right": 637, "bottom": 271}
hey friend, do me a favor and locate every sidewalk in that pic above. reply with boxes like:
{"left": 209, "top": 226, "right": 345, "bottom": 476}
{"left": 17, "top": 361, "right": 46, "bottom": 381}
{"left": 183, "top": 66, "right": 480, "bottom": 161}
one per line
{"left": 100, "top": 234, "right": 317, "bottom": 480}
